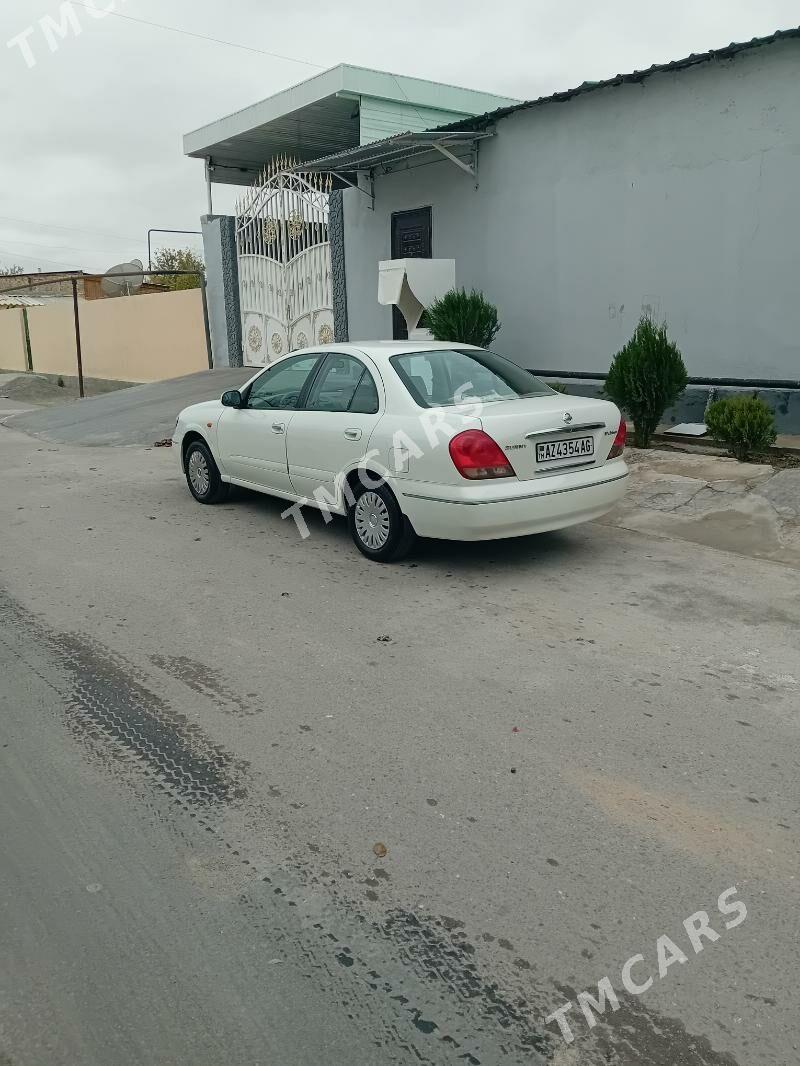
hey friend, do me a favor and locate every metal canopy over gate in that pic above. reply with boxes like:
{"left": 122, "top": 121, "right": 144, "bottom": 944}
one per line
{"left": 236, "top": 158, "right": 334, "bottom": 366}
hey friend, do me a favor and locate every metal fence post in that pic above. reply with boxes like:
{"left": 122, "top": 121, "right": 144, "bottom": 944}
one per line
{"left": 71, "top": 277, "right": 85, "bottom": 398}
{"left": 200, "top": 274, "right": 213, "bottom": 369}
{"left": 21, "top": 307, "right": 33, "bottom": 371}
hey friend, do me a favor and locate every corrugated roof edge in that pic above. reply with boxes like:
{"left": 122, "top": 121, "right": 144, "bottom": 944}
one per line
{"left": 297, "top": 130, "right": 488, "bottom": 171}
{"left": 433, "top": 26, "right": 800, "bottom": 133}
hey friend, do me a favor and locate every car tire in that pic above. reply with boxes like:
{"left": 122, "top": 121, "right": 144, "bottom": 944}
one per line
{"left": 184, "top": 439, "right": 229, "bottom": 504}
{"left": 348, "top": 480, "right": 416, "bottom": 563}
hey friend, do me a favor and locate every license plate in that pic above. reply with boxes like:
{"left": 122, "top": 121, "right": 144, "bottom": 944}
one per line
{"left": 536, "top": 436, "right": 595, "bottom": 463}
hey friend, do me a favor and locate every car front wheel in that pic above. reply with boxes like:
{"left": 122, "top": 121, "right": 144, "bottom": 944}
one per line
{"left": 348, "top": 481, "right": 416, "bottom": 562}
{"left": 184, "top": 440, "right": 229, "bottom": 504}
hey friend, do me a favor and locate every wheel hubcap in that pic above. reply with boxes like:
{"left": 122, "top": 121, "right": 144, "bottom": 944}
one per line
{"left": 188, "top": 450, "right": 210, "bottom": 496}
{"left": 354, "top": 492, "right": 390, "bottom": 550}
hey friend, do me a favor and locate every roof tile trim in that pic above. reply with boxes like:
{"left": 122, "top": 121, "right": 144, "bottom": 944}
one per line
{"left": 434, "top": 27, "right": 800, "bottom": 133}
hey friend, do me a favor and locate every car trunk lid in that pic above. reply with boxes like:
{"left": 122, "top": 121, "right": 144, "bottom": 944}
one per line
{"left": 477, "top": 394, "right": 620, "bottom": 481}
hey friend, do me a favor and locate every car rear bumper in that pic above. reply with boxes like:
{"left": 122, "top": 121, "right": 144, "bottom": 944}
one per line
{"left": 395, "top": 461, "right": 629, "bottom": 541}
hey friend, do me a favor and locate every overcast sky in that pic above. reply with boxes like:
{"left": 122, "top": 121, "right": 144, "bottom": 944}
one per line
{"left": 1, "top": 0, "right": 797, "bottom": 274}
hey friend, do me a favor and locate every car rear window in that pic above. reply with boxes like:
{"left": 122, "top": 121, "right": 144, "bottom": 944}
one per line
{"left": 390, "top": 349, "right": 553, "bottom": 408}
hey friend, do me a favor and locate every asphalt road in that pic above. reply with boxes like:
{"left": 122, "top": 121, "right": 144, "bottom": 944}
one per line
{"left": 0, "top": 421, "right": 798, "bottom": 1066}
{"left": 4, "top": 369, "right": 253, "bottom": 446}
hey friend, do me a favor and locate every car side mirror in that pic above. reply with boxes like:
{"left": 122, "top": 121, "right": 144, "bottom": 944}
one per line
{"left": 221, "top": 389, "right": 243, "bottom": 408}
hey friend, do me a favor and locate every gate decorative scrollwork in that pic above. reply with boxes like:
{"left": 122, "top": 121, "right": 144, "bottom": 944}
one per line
{"left": 236, "top": 157, "right": 334, "bottom": 366}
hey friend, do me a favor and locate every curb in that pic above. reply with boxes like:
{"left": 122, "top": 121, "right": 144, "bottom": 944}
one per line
{"left": 648, "top": 429, "right": 800, "bottom": 460}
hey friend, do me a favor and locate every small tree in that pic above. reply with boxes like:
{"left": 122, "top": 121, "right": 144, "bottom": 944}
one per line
{"left": 604, "top": 316, "right": 688, "bottom": 448}
{"left": 0, "top": 264, "right": 25, "bottom": 276}
{"left": 705, "top": 395, "right": 776, "bottom": 461}
{"left": 426, "top": 288, "right": 500, "bottom": 348}
{"left": 150, "top": 247, "right": 204, "bottom": 290}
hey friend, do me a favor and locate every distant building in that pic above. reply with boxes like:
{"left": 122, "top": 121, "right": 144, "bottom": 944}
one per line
{"left": 0, "top": 271, "right": 168, "bottom": 300}
{"left": 0, "top": 271, "right": 87, "bottom": 299}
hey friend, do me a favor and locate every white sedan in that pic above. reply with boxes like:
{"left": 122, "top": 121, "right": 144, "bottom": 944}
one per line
{"left": 174, "top": 342, "right": 629, "bottom": 562}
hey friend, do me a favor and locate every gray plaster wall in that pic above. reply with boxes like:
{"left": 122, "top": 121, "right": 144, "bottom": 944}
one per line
{"left": 201, "top": 215, "right": 242, "bottom": 368}
{"left": 343, "top": 38, "right": 800, "bottom": 383}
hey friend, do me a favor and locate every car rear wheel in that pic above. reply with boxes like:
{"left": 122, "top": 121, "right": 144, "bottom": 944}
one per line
{"left": 348, "top": 481, "right": 416, "bottom": 563}
{"left": 185, "top": 440, "right": 229, "bottom": 504}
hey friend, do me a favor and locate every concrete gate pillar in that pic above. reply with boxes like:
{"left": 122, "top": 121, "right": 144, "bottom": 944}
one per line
{"left": 201, "top": 215, "right": 242, "bottom": 368}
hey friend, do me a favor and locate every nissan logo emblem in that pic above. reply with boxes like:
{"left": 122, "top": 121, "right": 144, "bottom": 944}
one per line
{"left": 563, "top": 411, "right": 573, "bottom": 424}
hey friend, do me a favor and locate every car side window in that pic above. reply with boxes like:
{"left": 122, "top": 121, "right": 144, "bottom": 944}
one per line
{"left": 246, "top": 355, "right": 321, "bottom": 411}
{"left": 305, "top": 354, "right": 379, "bottom": 414}
{"left": 348, "top": 369, "right": 379, "bottom": 414}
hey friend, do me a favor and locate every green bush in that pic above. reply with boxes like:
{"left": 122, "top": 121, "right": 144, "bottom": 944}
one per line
{"left": 705, "top": 395, "right": 777, "bottom": 461}
{"left": 604, "top": 316, "right": 688, "bottom": 448}
{"left": 149, "top": 247, "right": 204, "bottom": 291}
{"left": 426, "top": 288, "right": 500, "bottom": 348}
{"left": 549, "top": 382, "right": 569, "bottom": 394}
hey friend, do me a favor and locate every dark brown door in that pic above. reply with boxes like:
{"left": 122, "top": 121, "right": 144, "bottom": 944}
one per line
{"left": 390, "top": 207, "right": 432, "bottom": 339}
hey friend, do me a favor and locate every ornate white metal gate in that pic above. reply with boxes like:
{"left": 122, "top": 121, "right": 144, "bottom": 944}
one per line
{"left": 236, "top": 158, "right": 334, "bottom": 366}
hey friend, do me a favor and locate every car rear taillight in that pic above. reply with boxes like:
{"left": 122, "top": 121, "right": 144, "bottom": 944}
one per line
{"left": 449, "top": 430, "right": 516, "bottom": 480}
{"left": 608, "top": 419, "right": 627, "bottom": 459}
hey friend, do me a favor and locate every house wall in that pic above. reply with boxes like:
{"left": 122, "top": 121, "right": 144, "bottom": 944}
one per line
{"left": 343, "top": 37, "right": 800, "bottom": 382}
{"left": 359, "top": 99, "right": 475, "bottom": 144}
{"left": 17, "top": 289, "right": 208, "bottom": 382}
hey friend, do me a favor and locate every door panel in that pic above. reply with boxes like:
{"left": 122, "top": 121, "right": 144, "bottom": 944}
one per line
{"left": 217, "top": 409, "right": 296, "bottom": 491}
{"left": 287, "top": 412, "right": 381, "bottom": 502}
{"left": 390, "top": 207, "right": 432, "bottom": 340}
{"left": 217, "top": 354, "right": 322, "bottom": 492}
{"left": 287, "top": 354, "right": 382, "bottom": 501}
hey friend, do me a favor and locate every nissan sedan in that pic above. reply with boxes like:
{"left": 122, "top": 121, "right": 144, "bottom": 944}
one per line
{"left": 174, "top": 342, "right": 629, "bottom": 562}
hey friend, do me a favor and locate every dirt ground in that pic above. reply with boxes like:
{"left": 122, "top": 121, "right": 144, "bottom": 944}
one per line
{"left": 0, "top": 370, "right": 134, "bottom": 406}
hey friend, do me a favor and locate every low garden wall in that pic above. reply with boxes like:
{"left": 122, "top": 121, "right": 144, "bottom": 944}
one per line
{"left": 0, "top": 288, "right": 208, "bottom": 383}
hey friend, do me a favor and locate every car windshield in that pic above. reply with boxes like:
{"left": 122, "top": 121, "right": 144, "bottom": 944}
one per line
{"left": 390, "top": 348, "right": 553, "bottom": 408}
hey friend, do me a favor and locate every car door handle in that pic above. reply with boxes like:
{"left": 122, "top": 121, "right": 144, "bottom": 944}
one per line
{"left": 272, "top": 422, "right": 285, "bottom": 434}
{"left": 344, "top": 428, "right": 362, "bottom": 441}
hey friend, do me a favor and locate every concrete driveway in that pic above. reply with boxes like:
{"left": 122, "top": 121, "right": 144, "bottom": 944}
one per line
{"left": 605, "top": 448, "right": 800, "bottom": 569}
{"left": 0, "top": 405, "right": 798, "bottom": 1066}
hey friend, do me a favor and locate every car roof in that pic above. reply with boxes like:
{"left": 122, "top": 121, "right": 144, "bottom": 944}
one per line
{"left": 300, "top": 341, "right": 481, "bottom": 363}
